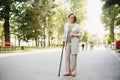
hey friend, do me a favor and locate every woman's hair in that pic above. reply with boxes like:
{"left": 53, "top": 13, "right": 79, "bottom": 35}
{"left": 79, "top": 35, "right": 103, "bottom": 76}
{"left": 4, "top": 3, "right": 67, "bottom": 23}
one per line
{"left": 68, "top": 13, "right": 77, "bottom": 23}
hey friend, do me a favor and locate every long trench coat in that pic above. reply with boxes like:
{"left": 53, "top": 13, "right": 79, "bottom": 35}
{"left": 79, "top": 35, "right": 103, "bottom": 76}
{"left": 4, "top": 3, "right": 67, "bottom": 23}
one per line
{"left": 63, "top": 23, "right": 82, "bottom": 54}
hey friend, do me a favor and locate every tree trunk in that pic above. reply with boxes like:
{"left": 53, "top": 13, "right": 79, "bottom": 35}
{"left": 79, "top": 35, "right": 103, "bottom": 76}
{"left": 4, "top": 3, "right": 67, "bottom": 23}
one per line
{"left": 37, "top": 37, "right": 39, "bottom": 47}
{"left": 3, "top": 5, "right": 10, "bottom": 45}
{"left": 41, "top": 38, "right": 43, "bottom": 47}
{"left": 110, "top": 13, "right": 115, "bottom": 42}
{"left": 43, "top": 18, "right": 46, "bottom": 47}
{"left": 35, "top": 37, "right": 39, "bottom": 47}
{"left": 18, "top": 39, "right": 21, "bottom": 46}
{"left": 48, "top": 35, "right": 50, "bottom": 47}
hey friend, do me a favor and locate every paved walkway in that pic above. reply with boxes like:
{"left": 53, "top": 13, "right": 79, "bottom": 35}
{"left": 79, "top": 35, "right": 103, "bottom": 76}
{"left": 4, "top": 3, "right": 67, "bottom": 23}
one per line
{"left": 0, "top": 47, "right": 120, "bottom": 80}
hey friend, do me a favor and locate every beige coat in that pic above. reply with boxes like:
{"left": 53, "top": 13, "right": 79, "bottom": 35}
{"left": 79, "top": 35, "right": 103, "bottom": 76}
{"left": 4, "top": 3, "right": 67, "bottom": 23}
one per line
{"left": 63, "top": 23, "right": 82, "bottom": 54}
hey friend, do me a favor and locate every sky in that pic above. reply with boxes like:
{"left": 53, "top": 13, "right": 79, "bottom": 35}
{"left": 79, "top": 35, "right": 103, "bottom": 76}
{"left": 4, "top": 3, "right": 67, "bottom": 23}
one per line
{"left": 84, "top": 0, "right": 106, "bottom": 38}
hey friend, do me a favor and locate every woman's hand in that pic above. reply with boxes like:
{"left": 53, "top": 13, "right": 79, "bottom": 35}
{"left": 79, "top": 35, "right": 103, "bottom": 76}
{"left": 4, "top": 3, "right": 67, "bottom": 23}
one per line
{"left": 70, "top": 32, "right": 79, "bottom": 37}
{"left": 69, "top": 33, "right": 74, "bottom": 37}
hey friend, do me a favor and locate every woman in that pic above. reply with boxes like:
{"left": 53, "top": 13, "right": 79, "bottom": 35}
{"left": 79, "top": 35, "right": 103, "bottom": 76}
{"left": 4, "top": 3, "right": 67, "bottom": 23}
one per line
{"left": 63, "top": 13, "right": 82, "bottom": 77}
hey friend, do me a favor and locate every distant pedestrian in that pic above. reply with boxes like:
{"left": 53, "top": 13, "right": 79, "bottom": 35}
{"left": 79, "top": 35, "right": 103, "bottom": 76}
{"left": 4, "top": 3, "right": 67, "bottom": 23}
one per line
{"left": 90, "top": 42, "right": 94, "bottom": 50}
{"left": 82, "top": 42, "right": 85, "bottom": 51}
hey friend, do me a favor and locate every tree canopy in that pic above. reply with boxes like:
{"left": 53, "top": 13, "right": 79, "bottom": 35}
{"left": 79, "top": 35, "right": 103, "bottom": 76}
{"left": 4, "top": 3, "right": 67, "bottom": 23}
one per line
{"left": 101, "top": 0, "right": 120, "bottom": 44}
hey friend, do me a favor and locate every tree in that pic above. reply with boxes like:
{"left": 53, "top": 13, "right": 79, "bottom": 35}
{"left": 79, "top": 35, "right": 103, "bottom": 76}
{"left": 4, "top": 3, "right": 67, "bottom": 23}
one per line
{"left": 10, "top": 0, "right": 42, "bottom": 46}
{"left": 103, "top": 0, "right": 120, "bottom": 8}
{"left": 51, "top": 1, "right": 68, "bottom": 46}
{"left": 82, "top": 30, "right": 89, "bottom": 43}
{"left": 10, "top": 1, "right": 32, "bottom": 46}
{"left": 101, "top": 0, "right": 120, "bottom": 44}
{"left": 31, "top": 0, "right": 55, "bottom": 47}
{"left": 0, "top": 0, "right": 28, "bottom": 44}
{"left": 10, "top": 0, "right": 55, "bottom": 47}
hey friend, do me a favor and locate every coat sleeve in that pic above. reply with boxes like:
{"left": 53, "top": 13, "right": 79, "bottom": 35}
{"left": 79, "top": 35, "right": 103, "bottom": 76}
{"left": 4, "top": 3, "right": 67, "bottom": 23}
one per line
{"left": 77, "top": 24, "right": 82, "bottom": 38}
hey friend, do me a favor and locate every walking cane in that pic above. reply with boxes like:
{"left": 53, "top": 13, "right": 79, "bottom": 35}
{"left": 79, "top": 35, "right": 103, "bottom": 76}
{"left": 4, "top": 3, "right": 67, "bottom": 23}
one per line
{"left": 58, "top": 41, "right": 65, "bottom": 77}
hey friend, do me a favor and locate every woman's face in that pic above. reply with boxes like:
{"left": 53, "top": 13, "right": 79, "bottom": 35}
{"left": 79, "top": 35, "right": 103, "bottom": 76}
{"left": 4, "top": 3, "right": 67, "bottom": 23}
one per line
{"left": 69, "top": 15, "right": 75, "bottom": 23}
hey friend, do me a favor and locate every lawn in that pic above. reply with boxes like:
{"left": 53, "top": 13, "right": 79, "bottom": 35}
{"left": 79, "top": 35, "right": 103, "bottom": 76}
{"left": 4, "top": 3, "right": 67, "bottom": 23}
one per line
{"left": 0, "top": 46, "right": 61, "bottom": 52}
{"left": 115, "top": 49, "right": 120, "bottom": 54}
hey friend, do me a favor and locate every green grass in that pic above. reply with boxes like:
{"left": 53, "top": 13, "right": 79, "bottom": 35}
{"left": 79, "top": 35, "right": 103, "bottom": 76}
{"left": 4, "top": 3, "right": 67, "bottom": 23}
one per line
{"left": 0, "top": 46, "right": 61, "bottom": 52}
{"left": 114, "top": 49, "right": 120, "bottom": 54}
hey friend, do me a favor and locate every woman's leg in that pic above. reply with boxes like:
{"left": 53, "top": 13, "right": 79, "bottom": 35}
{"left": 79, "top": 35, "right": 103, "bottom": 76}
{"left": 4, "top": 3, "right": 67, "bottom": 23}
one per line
{"left": 70, "top": 54, "right": 77, "bottom": 75}
{"left": 64, "top": 43, "right": 71, "bottom": 74}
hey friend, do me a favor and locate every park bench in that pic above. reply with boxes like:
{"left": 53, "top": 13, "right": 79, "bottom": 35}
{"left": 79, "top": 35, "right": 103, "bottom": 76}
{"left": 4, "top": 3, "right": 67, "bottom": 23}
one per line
{"left": 0, "top": 42, "right": 16, "bottom": 51}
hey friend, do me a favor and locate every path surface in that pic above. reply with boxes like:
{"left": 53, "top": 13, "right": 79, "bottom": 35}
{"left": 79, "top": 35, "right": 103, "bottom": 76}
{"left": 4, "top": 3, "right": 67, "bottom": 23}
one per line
{"left": 0, "top": 47, "right": 120, "bottom": 80}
